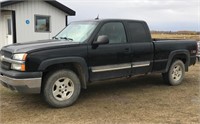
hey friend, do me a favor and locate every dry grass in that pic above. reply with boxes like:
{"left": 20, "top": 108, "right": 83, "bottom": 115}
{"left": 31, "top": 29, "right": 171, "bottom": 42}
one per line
{"left": 0, "top": 62, "right": 200, "bottom": 124}
{"left": 151, "top": 33, "right": 200, "bottom": 41}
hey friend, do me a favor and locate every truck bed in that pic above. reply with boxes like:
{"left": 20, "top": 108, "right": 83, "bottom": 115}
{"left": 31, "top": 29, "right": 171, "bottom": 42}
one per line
{"left": 152, "top": 39, "right": 197, "bottom": 72}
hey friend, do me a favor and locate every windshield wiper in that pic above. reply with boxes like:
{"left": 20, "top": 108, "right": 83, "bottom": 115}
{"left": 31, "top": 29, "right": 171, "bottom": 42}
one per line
{"left": 52, "top": 37, "right": 58, "bottom": 40}
{"left": 60, "top": 37, "right": 73, "bottom": 41}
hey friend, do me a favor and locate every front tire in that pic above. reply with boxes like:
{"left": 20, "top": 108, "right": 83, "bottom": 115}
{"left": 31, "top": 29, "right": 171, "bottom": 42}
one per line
{"left": 43, "top": 69, "right": 81, "bottom": 108}
{"left": 162, "top": 60, "right": 185, "bottom": 86}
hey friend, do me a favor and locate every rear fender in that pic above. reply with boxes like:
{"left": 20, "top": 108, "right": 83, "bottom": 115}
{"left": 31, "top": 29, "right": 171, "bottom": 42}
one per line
{"left": 165, "top": 50, "right": 190, "bottom": 72}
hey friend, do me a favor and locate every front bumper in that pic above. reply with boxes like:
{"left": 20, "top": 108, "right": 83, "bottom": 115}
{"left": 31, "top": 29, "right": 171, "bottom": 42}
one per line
{"left": 0, "top": 68, "right": 42, "bottom": 93}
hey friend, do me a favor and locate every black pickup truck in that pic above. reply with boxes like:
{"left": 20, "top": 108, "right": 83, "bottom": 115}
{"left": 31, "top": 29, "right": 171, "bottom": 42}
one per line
{"left": 0, "top": 19, "right": 197, "bottom": 108}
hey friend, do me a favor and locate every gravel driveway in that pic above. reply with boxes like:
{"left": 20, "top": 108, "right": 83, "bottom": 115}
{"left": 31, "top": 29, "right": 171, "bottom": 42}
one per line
{"left": 0, "top": 62, "right": 199, "bottom": 124}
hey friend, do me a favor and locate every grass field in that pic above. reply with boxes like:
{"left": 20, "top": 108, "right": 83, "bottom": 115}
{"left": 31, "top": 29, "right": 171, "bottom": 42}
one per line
{"left": 151, "top": 33, "right": 200, "bottom": 41}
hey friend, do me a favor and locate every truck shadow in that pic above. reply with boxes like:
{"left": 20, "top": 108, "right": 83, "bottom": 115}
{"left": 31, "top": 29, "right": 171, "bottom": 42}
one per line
{"left": 78, "top": 74, "right": 165, "bottom": 102}
{"left": 1, "top": 74, "right": 166, "bottom": 109}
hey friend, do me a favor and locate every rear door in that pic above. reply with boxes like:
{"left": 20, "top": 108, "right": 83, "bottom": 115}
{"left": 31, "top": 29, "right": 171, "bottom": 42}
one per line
{"left": 88, "top": 21, "right": 132, "bottom": 81}
{"left": 126, "top": 21, "right": 154, "bottom": 75}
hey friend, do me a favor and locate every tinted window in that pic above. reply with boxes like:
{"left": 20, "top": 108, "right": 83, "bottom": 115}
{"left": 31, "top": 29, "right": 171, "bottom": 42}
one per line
{"left": 128, "top": 22, "right": 147, "bottom": 42}
{"left": 35, "top": 15, "right": 50, "bottom": 32}
{"left": 98, "top": 22, "right": 127, "bottom": 44}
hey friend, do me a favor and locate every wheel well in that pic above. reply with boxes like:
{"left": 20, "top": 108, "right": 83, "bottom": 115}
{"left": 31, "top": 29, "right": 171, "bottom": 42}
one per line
{"left": 42, "top": 63, "right": 87, "bottom": 89}
{"left": 172, "top": 54, "right": 187, "bottom": 64}
{"left": 172, "top": 53, "right": 188, "bottom": 71}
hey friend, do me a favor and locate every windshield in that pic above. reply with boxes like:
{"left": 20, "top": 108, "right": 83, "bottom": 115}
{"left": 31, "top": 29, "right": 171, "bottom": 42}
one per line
{"left": 54, "top": 21, "right": 98, "bottom": 43}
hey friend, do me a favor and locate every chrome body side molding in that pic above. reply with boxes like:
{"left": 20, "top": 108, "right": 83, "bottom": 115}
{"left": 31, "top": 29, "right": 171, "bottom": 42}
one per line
{"left": 91, "top": 61, "right": 150, "bottom": 73}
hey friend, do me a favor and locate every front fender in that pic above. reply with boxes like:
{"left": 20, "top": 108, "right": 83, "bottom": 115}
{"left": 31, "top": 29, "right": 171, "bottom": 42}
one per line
{"left": 38, "top": 57, "right": 89, "bottom": 88}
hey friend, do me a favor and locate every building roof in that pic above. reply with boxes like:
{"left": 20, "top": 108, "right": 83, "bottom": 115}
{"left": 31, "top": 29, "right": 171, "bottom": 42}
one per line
{"left": 0, "top": 0, "right": 76, "bottom": 16}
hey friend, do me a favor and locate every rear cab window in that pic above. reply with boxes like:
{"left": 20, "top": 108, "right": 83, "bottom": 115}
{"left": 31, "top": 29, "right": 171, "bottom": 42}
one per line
{"left": 127, "top": 21, "right": 149, "bottom": 43}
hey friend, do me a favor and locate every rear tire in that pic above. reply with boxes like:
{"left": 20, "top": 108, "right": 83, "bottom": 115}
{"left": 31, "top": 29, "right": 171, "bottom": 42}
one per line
{"left": 162, "top": 60, "right": 185, "bottom": 86}
{"left": 43, "top": 69, "right": 81, "bottom": 108}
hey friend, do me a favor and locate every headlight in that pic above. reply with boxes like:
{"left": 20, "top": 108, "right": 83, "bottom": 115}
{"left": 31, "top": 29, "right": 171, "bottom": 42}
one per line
{"left": 13, "top": 53, "right": 27, "bottom": 61}
{"left": 11, "top": 53, "right": 27, "bottom": 71}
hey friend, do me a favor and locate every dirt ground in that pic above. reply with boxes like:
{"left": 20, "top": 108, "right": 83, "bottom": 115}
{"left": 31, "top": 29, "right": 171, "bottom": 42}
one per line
{"left": 0, "top": 62, "right": 200, "bottom": 124}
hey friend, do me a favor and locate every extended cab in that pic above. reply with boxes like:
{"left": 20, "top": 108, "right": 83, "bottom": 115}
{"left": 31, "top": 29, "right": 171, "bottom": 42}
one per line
{"left": 0, "top": 19, "right": 197, "bottom": 107}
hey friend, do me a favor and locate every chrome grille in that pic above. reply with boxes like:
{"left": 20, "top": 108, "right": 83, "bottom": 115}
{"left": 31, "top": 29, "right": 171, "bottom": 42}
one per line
{"left": 1, "top": 50, "right": 12, "bottom": 58}
{"left": 0, "top": 50, "right": 12, "bottom": 70}
{"left": 1, "top": 61, "right": 11, "bottom": 70}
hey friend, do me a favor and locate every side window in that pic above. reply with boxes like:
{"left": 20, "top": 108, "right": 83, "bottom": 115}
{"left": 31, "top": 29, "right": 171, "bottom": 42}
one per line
{"left": 127, "top": 22, "right": 147, "bottom": 42}
{"left": 98, "top": 22, "right": 127, "bottom": 44}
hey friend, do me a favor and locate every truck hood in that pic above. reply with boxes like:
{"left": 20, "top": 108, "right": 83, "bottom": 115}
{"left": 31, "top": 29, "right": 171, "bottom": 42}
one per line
{"left": 1, "top": 39, "right": 79, "bottom": 53}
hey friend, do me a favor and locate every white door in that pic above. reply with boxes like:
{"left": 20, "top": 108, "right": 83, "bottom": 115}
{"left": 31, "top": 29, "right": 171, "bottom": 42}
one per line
{"left": 4, "top": 15, "right": 13, "bottom": 45}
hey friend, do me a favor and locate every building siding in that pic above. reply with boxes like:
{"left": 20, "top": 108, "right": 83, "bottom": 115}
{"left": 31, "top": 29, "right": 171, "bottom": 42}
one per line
{"left": 2, "top": 0, "right": 68, "bottom": 43}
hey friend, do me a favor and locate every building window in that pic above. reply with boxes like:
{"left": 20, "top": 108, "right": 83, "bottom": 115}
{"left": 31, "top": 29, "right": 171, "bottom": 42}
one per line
{"left": 35, "top": 15, "right": 50, "bottom": 32}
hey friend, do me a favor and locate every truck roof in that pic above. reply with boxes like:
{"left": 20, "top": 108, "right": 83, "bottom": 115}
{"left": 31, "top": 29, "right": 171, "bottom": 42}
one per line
{"left": 73, "top": 19, "right": 146, "bottom": 23}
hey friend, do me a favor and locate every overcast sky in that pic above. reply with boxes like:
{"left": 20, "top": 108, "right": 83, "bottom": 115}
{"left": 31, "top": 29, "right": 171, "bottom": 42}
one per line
{"left": 0, "top": 0, "right": 199, "bottom": 31}
{"left": 58, "top": 0, "right": 200, "bottom": 31}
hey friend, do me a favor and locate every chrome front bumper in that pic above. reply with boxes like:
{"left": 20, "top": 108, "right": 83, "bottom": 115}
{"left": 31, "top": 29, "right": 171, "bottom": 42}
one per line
{"left": 0, "top": 74, "right": 41, "bottom": 93}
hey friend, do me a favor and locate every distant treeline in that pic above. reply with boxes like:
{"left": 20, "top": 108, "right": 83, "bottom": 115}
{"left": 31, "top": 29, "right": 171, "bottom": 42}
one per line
{"left": 151, "top": 31, "right": 200, "bottom": 35}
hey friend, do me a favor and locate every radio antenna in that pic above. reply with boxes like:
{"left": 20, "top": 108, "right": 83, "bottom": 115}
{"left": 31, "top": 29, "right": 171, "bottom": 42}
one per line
{"left": 95, "top": 14, "right": 99, "bottom": 20}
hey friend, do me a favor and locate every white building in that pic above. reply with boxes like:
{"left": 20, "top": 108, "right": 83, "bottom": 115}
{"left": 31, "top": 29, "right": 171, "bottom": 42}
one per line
{"left": 0, "top": 0, "right": 75, "bottom": 48}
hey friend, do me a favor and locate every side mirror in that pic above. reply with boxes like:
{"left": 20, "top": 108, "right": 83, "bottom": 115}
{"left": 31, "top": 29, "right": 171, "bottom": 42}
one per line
{"left": 93, "top": 35, "right": 109, "bottom": 45}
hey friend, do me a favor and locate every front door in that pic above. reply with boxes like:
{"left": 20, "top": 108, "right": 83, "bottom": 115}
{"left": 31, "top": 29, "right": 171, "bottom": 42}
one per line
{"left": 88, "top": 21, "right": 132, "bottom": 81}
{"left": 4, "top": 15, "right": 13, "bottom": 45}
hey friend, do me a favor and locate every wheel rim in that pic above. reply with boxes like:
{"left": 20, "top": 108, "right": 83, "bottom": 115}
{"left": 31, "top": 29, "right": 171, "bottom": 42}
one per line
{"left": 171, "top": 65, "right": 182, "bottom": 82}
{"left": 52, "top": 77, "right": 74, "bottom": 101}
